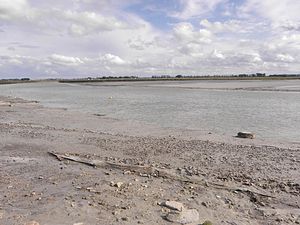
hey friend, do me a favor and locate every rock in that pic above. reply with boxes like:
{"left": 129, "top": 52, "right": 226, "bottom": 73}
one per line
{"left": 202, "top": 221, "right": 213, "bottom": 225}
{"left": 24, "top": 221, "right": 40, "bottom": 225}
{"left": 121, "top": 217, "right": 129, "bottom": 221}
{"left": 115, "top": 182, "right": 123, "bottom": 188}
{"left": 163, "top": 201, "right": 185, "bottom": 211}
{"left": 237, "top": 132, "right": 255, "bottom": 139}
{"left": 0, "top": 101, "right": 11, "bottom": 107}
{"left": 0, "top": 210, "right": 5, "bottom": 219}
{"left": 166, "top": 209, "right": 199, "bottom": 224}
{"left": 295, "top": 216, "right": 300, "bottom": 224}
{"left": 116, "top": 182, "right": 123, "bottom": 188}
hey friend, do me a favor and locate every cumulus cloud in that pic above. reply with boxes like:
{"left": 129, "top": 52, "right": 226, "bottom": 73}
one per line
{"left": 100, "top": 53, "right": 127, "bottom": 66}
{"left": 276, "top": 54, "right": 295, "bottom": 62}
{"left": 63, "top": 10, "right": 128, "bottom": 36}
{"left": 0, "top": 0, "right": 131, "bottom": 36}
{"left": 49, "top": 54, "right": 84, "bottom": 66}
{"left": 173, "top": 22, "right": 212, "bottom": 44}
{"left": 0, "top": 0, "right": 37, "bottom": 21}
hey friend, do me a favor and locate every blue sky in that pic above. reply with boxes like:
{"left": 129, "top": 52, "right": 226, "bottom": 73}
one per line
{"left": 0, "top": 0, "right": 299, "bottom": 78}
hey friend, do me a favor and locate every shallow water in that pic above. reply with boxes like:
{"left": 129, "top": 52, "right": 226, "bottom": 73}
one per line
{"left": 1, "top": 80, "right": 300, "bottom": 143}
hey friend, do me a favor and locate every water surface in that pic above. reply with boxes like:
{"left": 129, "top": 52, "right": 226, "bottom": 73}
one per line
{"left": 1, "top": 80, "right": 299, "bottom": 143}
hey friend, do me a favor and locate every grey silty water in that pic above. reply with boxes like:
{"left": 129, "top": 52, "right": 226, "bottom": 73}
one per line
{"left": 0, "top": 80, "right": 299, "bottom": 143}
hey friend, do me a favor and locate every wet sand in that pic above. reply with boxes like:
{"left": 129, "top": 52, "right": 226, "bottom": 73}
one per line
{"left": 0, "top": 96, "right": 299, "bottom": 225}
{"left": 82, "top": 79, "right": 300, "bottom": 92}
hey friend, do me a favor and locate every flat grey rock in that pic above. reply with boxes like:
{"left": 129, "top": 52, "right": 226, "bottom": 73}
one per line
{"left": 166, "top": 209, "right": 199, "bottom": 224}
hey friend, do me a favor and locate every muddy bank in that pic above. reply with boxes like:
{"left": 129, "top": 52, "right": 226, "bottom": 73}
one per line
{"left": 0, "top": 96, "right": 299, "bottom": 225}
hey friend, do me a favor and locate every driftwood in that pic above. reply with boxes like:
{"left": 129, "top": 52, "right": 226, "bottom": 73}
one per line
{"left": 48, "top": 152, "right": 155, "bottom": 174}
{"left": 48, "top": 152, "right": 275, "bottom": 200}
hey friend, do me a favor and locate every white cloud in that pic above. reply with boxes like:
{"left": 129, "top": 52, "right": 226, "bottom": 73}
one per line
{"left": 200, "top": 19, "right": 242, "bottom": 33}
{"left": 0, "top": 0, "right": 131, "bottom": 36}
{"left": 0, "top": 0, "right": 37, "bottom": 22}
{"left": 172, "top": 0, "right": 224, "bottom": 20}
{"left": 240, "top": 0, "right": 300, "bottom": 26}
{"left": 63, "top": 10, "right": 128, "bottom": 36}
{"left": 276, "top": 54, "right": 295, "bottom": 62}
{"left": 173, "top": 22, "right": 212, "bottom": 44}
{"left": 100, "top": 54, "right": 127, "bottom": 66}
{"left": 49, "top": 54, "right": 84, "bottom": 66}
{"left": 212, "top": 49, "right": 225, "bottom": 59}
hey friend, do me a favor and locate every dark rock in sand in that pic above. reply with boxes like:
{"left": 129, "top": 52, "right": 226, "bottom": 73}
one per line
{"left": 237, "top": 132, "right": 255, "bottom": 139}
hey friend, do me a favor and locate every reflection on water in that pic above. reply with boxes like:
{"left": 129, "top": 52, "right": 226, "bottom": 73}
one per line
{"left": 1, "top": 80, "right": 300, "bottom": 142}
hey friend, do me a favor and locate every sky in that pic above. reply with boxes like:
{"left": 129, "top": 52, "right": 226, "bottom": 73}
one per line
{"left": 0, "top": 0, "right": 300, "bottom": 78}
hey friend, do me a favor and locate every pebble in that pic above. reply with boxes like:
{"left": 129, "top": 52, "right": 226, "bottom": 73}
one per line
{"left": 121, "top": 217, "right": 129, "bottom": 221}
{"left": 110, "top": 181, "right": 124, "bottom": 188}
{"left": 115, "top": 182, "right": 124, "bottom": 188}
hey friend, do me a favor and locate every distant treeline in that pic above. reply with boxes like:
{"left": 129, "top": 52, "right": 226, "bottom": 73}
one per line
{"left": 0, "top": 78, "right": 32, "bottom": 84}
{"left": 59, "top": 74, "right": 300, "bottom": 83}
{"left": 2, "top": 74, "right": 300, "bottom": 85}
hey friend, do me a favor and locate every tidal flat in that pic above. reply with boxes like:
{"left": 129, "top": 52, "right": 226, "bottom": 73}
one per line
{"left": 0, "top": 95, "right": 299, "bottom": 225}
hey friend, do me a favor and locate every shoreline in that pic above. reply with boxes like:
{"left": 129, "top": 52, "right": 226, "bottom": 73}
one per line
{"left": 0, "top": 95, "right": 299, "bottom": 225}
{"left": 59, "top": 76, "right": 300, "bottom": 83}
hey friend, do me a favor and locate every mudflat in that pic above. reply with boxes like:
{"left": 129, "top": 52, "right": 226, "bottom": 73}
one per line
{"left": 0, "top": 96, "right": 299, "bottom": 225}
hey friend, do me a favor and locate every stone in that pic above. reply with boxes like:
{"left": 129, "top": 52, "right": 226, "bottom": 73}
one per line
{"left": 166, "top": 209, "right": 199, "bottom": 224}
{"left": 237, "top": 132, "right": 255, "bottom": 139}
{"left": 24, "top": 221, "right": 40, "bottom": 225}
{"left": 163, "top": 201, "right": 185, "bottom": 211}
{"left": 202, "top": 221, "right": 213, "bottom": 225}
{"left": 0, "top": 101, "right": 11, "bottom": 107}
{"left": 110, "top": 181, "right": 124, "bottom": 188}
{"left": 295, "top": 216, "right": 300, "bottom": 224}
{"left": 115, "top": 182, "right": 124, "bottom": 188}
{"left": 0, "top": 210, "right": 4, "bottom": 219}
{"left": 121, "top": 217, "right": 129, "bottom": 221}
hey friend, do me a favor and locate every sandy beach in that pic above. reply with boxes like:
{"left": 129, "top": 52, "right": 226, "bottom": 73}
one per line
{"left": 0, "top": 95, "right": 299, "bottom": 225}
